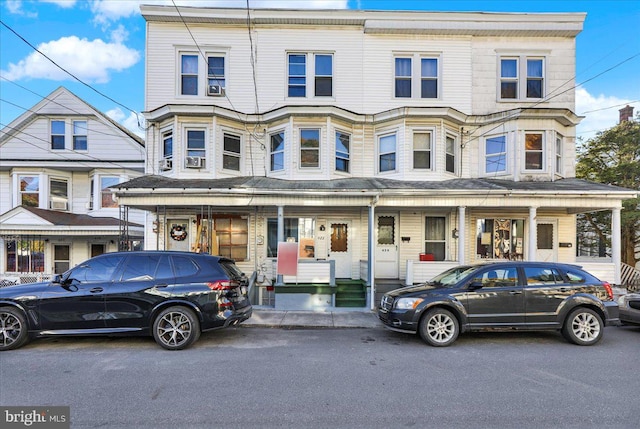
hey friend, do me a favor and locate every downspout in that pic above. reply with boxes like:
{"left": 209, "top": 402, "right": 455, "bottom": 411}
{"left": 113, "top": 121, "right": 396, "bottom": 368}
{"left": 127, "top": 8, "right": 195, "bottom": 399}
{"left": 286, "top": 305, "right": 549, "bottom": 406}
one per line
{"left": 368, "top": 194, "right": 379, "bottom": 310}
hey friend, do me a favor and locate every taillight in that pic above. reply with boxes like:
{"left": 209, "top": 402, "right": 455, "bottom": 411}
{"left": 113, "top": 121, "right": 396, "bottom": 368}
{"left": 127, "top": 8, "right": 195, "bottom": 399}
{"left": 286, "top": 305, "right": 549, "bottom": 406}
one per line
{"left": 602, "top": 281, "right": 613, "bottom": 300}
{"left": 207, "top": 280, "right": 238, "bottom": 291}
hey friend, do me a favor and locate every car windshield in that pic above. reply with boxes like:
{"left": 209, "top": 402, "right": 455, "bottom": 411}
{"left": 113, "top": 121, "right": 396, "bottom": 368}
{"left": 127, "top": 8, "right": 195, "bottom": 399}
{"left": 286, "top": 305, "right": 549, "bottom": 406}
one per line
{"left": 429, "top": 266, "right": 478, "bottom": 287}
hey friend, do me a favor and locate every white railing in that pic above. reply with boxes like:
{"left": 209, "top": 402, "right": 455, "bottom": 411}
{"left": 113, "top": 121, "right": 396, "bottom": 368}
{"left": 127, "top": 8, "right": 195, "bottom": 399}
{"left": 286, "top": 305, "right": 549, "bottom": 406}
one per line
{"left": 621, "top": 262, "right": 640, "bottom": 291}
{"left": 0, "top": 272, "right": 55, "bottom": 287}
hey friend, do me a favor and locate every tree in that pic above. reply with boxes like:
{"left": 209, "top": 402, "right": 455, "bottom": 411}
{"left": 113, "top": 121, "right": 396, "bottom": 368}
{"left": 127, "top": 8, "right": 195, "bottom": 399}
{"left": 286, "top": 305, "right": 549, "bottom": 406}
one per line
{"left": 576, "top": 115, "right": 640, "bottom": 267}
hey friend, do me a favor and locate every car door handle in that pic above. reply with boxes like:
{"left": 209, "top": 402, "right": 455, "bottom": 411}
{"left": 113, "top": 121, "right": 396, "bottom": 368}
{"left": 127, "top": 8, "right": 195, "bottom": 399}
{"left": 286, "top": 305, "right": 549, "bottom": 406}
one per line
{"left": 559, "top": 288, "right": 569, "bottom": 293}
{"left": 509, "top": 290, "right": 523, "bottom": 295}
{"left": 154, "top": 284, "right": 168, "bottom": 289}
{"left": 90, "top": 287, "right": 103, "bottom": 293}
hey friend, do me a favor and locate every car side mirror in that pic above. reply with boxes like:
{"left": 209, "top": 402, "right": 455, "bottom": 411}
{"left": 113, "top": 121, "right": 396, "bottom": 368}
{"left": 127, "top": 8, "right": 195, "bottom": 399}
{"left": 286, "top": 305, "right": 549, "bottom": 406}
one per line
{"left": 52, "top": 274, "right": 62, "bottom": 284}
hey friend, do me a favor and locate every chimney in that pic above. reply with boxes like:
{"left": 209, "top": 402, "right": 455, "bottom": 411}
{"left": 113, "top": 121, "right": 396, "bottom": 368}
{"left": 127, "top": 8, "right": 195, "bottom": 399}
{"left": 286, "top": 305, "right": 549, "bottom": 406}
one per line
{"left": 619, "top": 105, "right": 634, "bottom": 123}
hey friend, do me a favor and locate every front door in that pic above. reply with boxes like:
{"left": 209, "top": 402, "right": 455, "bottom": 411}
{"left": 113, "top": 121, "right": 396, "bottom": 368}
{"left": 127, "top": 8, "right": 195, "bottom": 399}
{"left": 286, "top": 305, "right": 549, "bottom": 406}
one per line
{"left": 375, "top": 214, "right": 398, "bottom": 279}
{"left": 328, "top": 221, "right": 352, "bottom": 278}
{"left": 167, "top": 219, "right": 190, "bottom": 251}
{"left": 536, "top": 220, "right": 557, "bottom": 262}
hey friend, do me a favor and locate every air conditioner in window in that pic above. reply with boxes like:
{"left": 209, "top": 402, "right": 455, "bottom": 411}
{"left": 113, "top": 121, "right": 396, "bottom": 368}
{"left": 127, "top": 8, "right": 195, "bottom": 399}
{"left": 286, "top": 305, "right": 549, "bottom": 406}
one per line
{"left": 207, "top": 84, "right": 224, "bottom": 96}
{"left": 185, "top": 156, "right": 204, "bottom": 168}
{"left": 159, "top": 158, "right": 173, "bottom": 171}
{"left": 50, "top": 200, "right": 68, "bottom": 211}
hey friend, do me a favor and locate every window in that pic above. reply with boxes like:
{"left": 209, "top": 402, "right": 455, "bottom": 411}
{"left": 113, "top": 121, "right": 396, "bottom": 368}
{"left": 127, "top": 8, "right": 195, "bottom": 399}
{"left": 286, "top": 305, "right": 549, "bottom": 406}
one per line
{"left": 413, "top": 132, "right": 432, "bottom": 170}
{"left": 66, "top": 254, "right": 121, "bottom": 283}
{"left": 181, "top": 54, "right": 198, "bottom": 95}
{"left": 421, "top": 58, "right": 438, "bottom": 98}
{"left": 472, "top": 267, "right": 518, "bottom": 288}
{"left": 100, "top": 176, "right": 120, "bottom": 208}
{"left": 207, "top": 55, "right": 225, "bottom": 92}
{"left": 446, "top": 135, "right": 456, "bottom": 174}
{"left": 19, "top": 176, "right": 39, "bottom": 207}
{"left": 73, "top": 120, "right": 87, "bottom": 150}
{"left": 215, "top": 217, "right": 248, "bottom": 261}
{"left": 524, "top": 267, "right": 563, "bottom": 286}
{"left": 54, "top": 245, "right": 70, "bottom": 274}
{"left": 537, "top": 224, "right": 554, "bottom": 250}
{"left": 49, "top": 178, "right": 68, "bottom": 211}
{"left": 499, "top": 56, "right": 545, "bottom": 100}
{"left": 288, "top": 54, "right": 306, "bottom": 97}
{"left": 377, "top": 216, "right": 395, "bottom": 245}
{"left": 223, "top": 133, "right": 241, "bottom": 171}
{"left": 5, "top": 238, "right": 45, "bottom": 273}
{"left": 395, "top": 57, "right": 412, "bottom": 98}
{"left": 267, "top": 217, "right": 315, "bottom": 258}
{"left": 186, "top": 130, "right": 205, "bottom": 158}
{"left": 300, "top": 129, "right": 320, "bottom": 168}
{"left": 476, "top": 219, "right": 524, "bottom": 260}
{"left": 172, "top": 256, "right": 199, "bottom": 277}
{"left": 335, "top": 131, "right": 350, "bottom": 173}
{"left": 379, "top": 133, "right": 396, "bottom": 173}
{"left": 120, "top": 254, "right": 170, "bottom": 281}
{"left": 525, "top": 133, "right": 543, "bottom": 170}
{"left": 162, "top": 130, "right": 173, "bottom": 160}
{"left": 315, "top": 54, "right": 332, "bottom": 97}
{"left": 555, "top": 135, "right": 563, "bottom": 175}
{"left": 270, "top": 131, "right": 285, "bottom": 172}
{"left": 51, "top": 120, "right": 65, "bottom": 150}
{"left": 485, "top": 135, "right": 507, "bottom": 174}
{"left": 425, "top": 216, "right": 446, "bottom": 261}
{"left": 91, "top": 244, "right": 106, "bottom": 257}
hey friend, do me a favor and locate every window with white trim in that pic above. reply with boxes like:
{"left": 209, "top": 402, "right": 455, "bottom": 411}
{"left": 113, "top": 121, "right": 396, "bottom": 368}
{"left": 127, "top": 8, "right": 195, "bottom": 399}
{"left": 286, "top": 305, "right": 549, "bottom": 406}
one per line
{"left": 315, "top": 54, "right": 332, "bottom": 97}
{"left": 207, "top": 55, "right": 225, "bottom": 93}
{"left": 420, "top": 58, "right": 438, "bottom": 98}
{"left": 51, "top": 120, "right": 65, "bottom": 150}
{"left": 270, "top": 131, "right": 285, "bottom": 172}
{"left": 335, "top": 131, "right": 350, "bottom": 173}
{"left": 446, "top": 134, "right": 457, "bottom": 174}
{"left": 476, "top": 218, "right": 525, "bottom": 260}
{"left": 485, "top": 135, "right": 507, "bottom": 174}
{"left": 223, "top": 132, "right": 241, "bottom": 171}
{"left": 49, "top": 178, "right": 69, "bottom": 211}
{"left": 379, "top": 133, "right": 397, "bottom": 173}
{"left": 395, "top": 57, "right": 412, "bottom": 98}
{"left": 288, "top": 53, "right": 306, "bottom": 97}
{"left": 186, "top": 129, "right": 206, "bottom": 158}
{"left": 214, "top": 216, "right": 248, "bottom": 261}
{"left": 162, "top": 130, "right": 173, "bottom": 161}
{"left": 525, "top": 132, "right": 544, "bottom": 170}
{"left": 499, "top": 56, "right": 545, "bottom": 100}
{"left": 73, "top": 120, "right": 87, "bottom": 150}
{"left": 413, "top": 132, "right": 432, "bottom": 170}
{"left": 180, "top": 54, "right": 198, "bottom": 95}
{"left": 395, "top": 55, "right": 440, "bottom": 99}
{"left": 555, "top": 135, "right": 563, "bottom": 175}
{"left": 19, "top": 175, "right": 40, "bottom": 207}
{"left": 54, "top": 245, "right": 70, "bottom": 274}
{"left": 300, "top": 129, "right": 320, "bottom": 168}
{"left": 288, "top": 53, "right": 333, "bottom": 98}
{"left": 425, "top": 216, "right": 446, "bottom": 261}
{"left": 100, "top": 176, "right": 120, "bottom": 208}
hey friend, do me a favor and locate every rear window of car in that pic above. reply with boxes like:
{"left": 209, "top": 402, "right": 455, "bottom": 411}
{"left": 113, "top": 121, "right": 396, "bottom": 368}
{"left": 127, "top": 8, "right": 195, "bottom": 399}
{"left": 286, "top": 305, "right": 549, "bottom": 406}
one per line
{"left": 524, "top": 267, "right": 563, "bottom": 286}
{"left": 565, "top": 269, "right": 587, "bottom": 284}
{"left": 219, "top": 260, "right": 244, "bottom": 280}
{"left": 120, "top": 254, "right": 173, "bottom": 281}
{"left": 171, "top": 256, "right": 200, "bottom": 277}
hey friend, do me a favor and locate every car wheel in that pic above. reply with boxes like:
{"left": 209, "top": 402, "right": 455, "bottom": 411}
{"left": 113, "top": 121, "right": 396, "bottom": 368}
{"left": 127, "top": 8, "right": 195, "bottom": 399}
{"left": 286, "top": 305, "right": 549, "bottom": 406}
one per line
{"left": 152, "top": 306, "right": 200, "bottom": 350}
{"left": 562, "top": 307, "right": 603, "bottom": 346}
{"left": 0, "top": 306, "right": 29, "bottom": 351}
{"left": 419, "top": 308, "right": 459, "bottom": 347}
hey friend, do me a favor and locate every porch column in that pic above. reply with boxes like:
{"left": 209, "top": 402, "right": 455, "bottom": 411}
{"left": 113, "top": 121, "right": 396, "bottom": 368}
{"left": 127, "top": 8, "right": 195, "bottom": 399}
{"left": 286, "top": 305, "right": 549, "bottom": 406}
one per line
{"left": 368, "top": 202, "right": 376, "bottom": 310}
{"left": 275, "top": 205, "right": 285, "bottom": 286}
{"left": 528, "top": 207, "right": 537, "bottom": 261}
{"left": 612, "top": 207, "right": 622, "bottom": 285}
{"left": 457, "top": 206, "right": 466, "bottom": 264}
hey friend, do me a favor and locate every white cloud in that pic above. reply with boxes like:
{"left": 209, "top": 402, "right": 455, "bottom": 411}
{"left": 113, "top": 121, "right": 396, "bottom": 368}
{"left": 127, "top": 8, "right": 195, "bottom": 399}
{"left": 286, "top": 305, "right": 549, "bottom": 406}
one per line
{"left": 90, "top": 0, "right": 348, "bottom": 24}
{"left": 41, "top": 0, "right": 77, "bottom": 8}
{"left": 0, "top": 36, "right": 140, "bottom": 84}
{"left": 575, "top": 87, "right": 640, "bottom": 142}
{"left": 106, "top": 107, "right": 145, "bottom": 139}
{"left": 5, "top": 0, "right": 38, "bottom": 17}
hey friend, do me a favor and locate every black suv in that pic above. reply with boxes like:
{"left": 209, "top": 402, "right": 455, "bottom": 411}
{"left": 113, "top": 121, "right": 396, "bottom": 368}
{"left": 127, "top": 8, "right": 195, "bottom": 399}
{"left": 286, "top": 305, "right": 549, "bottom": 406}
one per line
{"left": 378, "top": 262, "right": 619, "bottom": 347}
{"left": 0, "top": 251, "right": 252, "bottom": 351}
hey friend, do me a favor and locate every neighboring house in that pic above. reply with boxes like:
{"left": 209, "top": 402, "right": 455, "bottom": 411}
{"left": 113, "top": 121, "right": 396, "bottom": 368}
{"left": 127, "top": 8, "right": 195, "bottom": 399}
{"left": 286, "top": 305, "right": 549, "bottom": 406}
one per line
{"left": 0, "top": 86, "right": 145, "bottom": 283}
{"left": 114, "top": 6, "right": 637, "bottom": 309}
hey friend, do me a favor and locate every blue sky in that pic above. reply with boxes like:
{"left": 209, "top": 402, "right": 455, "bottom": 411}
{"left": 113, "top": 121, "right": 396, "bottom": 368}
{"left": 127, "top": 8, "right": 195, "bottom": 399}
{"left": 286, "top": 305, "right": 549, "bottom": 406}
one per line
{"left": 1, "top": 0, "right": 638, "bottom": 141}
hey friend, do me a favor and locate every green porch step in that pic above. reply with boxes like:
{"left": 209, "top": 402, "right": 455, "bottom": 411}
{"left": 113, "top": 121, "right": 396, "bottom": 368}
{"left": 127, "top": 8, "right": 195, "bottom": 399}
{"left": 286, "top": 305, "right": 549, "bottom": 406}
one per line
{"left": 335, "top": 280, "right": 367, "bottom": 308}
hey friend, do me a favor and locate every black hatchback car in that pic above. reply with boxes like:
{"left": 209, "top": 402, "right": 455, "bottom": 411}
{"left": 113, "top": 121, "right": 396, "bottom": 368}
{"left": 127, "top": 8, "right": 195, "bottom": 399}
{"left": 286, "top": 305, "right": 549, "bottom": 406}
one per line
{"left": 378, "top": 262, "right": 619, "bottom": 347}
{"left": 0, "top": 251, "right": 252, "bottom": 351}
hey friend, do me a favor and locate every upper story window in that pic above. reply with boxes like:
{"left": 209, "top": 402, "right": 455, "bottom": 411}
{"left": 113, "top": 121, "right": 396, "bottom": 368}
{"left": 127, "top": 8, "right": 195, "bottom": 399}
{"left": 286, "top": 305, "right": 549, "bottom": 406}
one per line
{"left": 413, "top": 132, "right": 432, "bottom": 170}
{"left": 288, "top": 53, "right": 333, "bottom": 98}
{"left": 19, "top": 175, "right": 39, "bottom": 207}
{"left": 223, "top": 132, "right": 241, "bottom": 171}
{"left": 395, "top": 57, "right": 412, "bottom": 98}
{"left": 525, "top": 132, "right": 544, "bottom": 170}
{"left": 51, "top": 120, "right": 65, "bottom": 150}
{"left": 395, "top": 55, "right": 440, "bottom": 99}
{"left": 421, "top": 58, "right": 438, "bottom": 98}
{"left": 270, "top": 131, "right": 285, "bottom": 172}
{"left": 159, "top": 130, "right": 173, "bottom": 171}
{"left": 485, "top": 135, "right": 507, "bottom": 174}
{"left": 100, "top": 176, "right": 120, "bottom": 208}
{"left": 300, "top": 129, "right": 320, "bottom": 168}
{"left": 186, "top": 129, "right": 206, "bottom": 168}
{"left": 207, "top": 55, "right": 225, "bottom": 95}
{"left": 335, "top": 131, "right": 350, "bottom": 173}
{"left": 73, "top": 120, "right": 87, "bottom": 150}
{"left": 379, "top": 133, "right": 397, "bottom": 173}
{"left": 555, "top": 135, "right": 563, "bottom": 175}
{"left": 181, "top": 54, "right": 198, "bottom": 95}
{"left": 445, "top": 135, "right": 457, "bottom": 174}
{"left": 499, "top": 56, "right": 545, "bottom": 100}
{"left": 49, "top": 178, "right": 69, "bottom": 211}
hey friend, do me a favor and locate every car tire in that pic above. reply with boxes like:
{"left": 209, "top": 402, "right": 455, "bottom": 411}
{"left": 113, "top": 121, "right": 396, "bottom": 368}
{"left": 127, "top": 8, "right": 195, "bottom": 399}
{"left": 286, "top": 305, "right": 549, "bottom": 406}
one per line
{"left": 152, "top": 306, "right": 201, "bottom": 350}
{"left": 0, "top": 306, "right": 29, "bottom": 351}
{"left": 419, "top": 308, "right": 459, "bottom": 347}
{"left": 562, "top": 307, "right": 603, "bottom": 346}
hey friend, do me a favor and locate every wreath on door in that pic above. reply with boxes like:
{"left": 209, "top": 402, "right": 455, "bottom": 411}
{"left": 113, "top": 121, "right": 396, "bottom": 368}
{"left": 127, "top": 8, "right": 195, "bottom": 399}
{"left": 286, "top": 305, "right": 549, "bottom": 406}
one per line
{"left": 170, "top": 225, "right": 187, "bottom": 241}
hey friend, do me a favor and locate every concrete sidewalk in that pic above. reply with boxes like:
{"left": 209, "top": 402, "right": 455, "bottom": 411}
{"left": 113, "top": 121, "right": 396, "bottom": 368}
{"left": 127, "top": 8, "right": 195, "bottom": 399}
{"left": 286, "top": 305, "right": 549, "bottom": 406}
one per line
{"left": 242, "top": 307, "right": 380, "bottom": 329}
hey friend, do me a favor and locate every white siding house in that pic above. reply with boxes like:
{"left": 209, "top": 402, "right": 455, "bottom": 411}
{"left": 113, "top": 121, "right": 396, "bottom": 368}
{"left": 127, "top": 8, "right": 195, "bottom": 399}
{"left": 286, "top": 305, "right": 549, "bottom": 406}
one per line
{"left": 0, "top": 87, "right": 145, "bottom": 283}
{"left": 114, "top": 6, "right": 637, "bottom": 310}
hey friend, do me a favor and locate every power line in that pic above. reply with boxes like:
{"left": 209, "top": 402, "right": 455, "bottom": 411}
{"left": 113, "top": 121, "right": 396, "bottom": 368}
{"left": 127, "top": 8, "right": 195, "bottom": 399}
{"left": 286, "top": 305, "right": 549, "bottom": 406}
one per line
{"left": 581, "top": 100, "right": 640, "bottom": 114}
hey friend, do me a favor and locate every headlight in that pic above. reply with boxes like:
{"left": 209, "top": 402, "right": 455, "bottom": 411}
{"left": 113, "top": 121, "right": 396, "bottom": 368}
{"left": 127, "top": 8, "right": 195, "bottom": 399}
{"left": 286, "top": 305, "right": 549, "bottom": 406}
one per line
{"left": 394, "top": 297, "right": 424, "bottom": 310}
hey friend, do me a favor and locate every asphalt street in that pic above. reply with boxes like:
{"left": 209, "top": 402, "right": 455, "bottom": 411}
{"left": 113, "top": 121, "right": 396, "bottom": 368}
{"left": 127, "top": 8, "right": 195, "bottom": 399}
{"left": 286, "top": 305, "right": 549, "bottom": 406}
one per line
{"left": 0, "top": 324, "right": 638, "bottom": 429}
